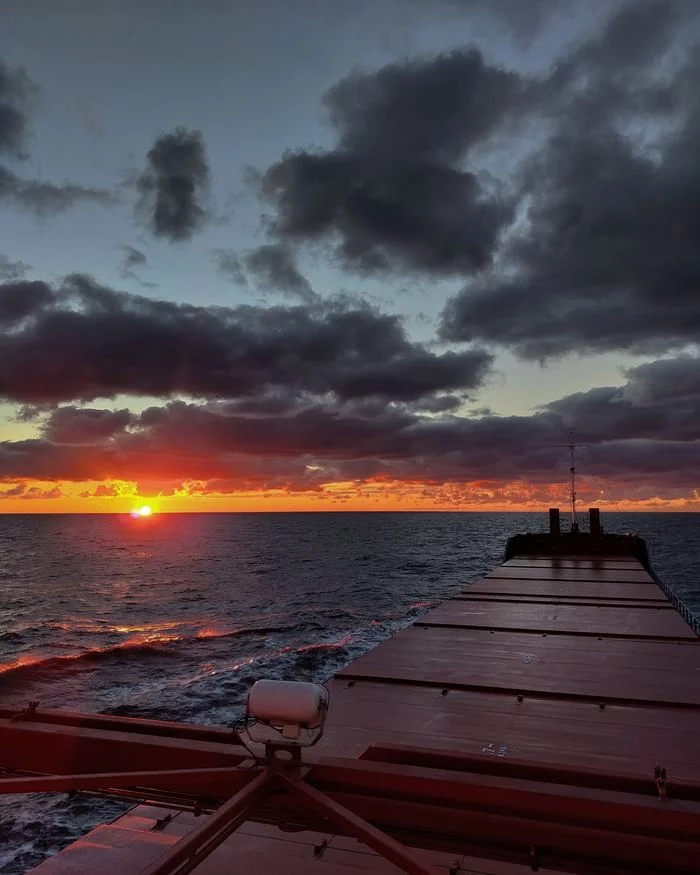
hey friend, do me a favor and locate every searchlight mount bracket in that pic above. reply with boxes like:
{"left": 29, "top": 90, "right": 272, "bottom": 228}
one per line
{"left": 238, "top": 679, "right": 330, "bottom": 767}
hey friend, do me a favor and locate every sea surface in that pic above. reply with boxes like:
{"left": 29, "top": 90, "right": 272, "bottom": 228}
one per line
{"left": 1, "top": 511, "right": 698, "bottom": 873}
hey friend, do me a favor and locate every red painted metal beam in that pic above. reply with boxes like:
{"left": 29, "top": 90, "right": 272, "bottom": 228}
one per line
{"left": 0, "top": 765, "right": 256, "bottom": 796}
{"left": 276, "top": 771, "right": 439, "bottom": 875}
{"left": 0, "top": 707, "right": 241, "bottom": 746}
{"left": 358, "top": 743, "right": 700, "bottom": 800}
{"left": 325, "top": 790, "right": 700, "bottom": 873}
{"left": 0, "top": 719, "right": 245, "bottom": 777}
{"left": 306, "top": 757, "right": 700, "bottom": 840}
{"left": 138, "top": 769, "right": 271, "bottom": 875}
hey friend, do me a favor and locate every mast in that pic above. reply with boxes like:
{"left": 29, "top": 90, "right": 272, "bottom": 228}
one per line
{"left": 555, "top": 429, "right": 584, "bottom": 532}
{"left": 568, "top": 429, "right": 577, "bottom": 530}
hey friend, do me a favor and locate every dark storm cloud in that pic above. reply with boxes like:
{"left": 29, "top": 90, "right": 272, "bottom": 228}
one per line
{"left": 441, "top": 0, "right": 700, "bottom": 357}
{"left": 541, "top": 356, "right": 700, "bottom": 444}
{"left": 120, "top": 351, "right": 696, "bottom": 488}
{"left": 0, "top": 439, "right": 120, "bottom": 482}
{"left": 0, "top": 60, "right": 33, "bottom": 157}
{"left": 137, "top": 128, "right": 210, "bottom": 242}
{"left": 0, "top": 398, "right": 555, "bottom": 484}
{"left": 0, "top": 280, "right": 54, "bottom": 323}
{"left": 42, "top": 406, "right": 135, "bottom": 444}
{"left": 4, "top": 354, "right": 700, "bottom": 493}
{"left": 244, "top": 243, "right": 316, "bottom": 303}
{"left": 259, "top": 48, "right": 523, "bottom": 276}
{"left": 558, "top": 0, "right": 695, "bottom": 85}
{"left": 0, "top": 253, "right": 31, "bottom": 281}
{"left": 622, "top": 356, "right": 700, "bottom": 404}
{"left": 0, "top": 274, "right": 492, "bottom": 404}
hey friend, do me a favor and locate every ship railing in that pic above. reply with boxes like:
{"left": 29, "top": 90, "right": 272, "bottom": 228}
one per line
{"left": 652, "top": 572, "right": 700, "bottom": 638}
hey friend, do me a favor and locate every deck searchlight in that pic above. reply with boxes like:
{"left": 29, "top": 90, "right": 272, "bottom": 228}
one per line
{"left": 242, "top": 679, "right": 329, "bottom": 761}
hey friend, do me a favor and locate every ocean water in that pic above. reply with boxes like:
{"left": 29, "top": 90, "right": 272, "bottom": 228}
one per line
{"left": 0, "top": 511, "right": 698, "bottom": 873}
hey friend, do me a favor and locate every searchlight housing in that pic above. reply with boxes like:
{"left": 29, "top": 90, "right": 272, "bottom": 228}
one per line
{"left": 243, "top": 680, "right": 329, "bottom": 758}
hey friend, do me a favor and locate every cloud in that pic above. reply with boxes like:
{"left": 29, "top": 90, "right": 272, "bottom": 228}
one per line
{"left": 211, "top": 249, "right": 247, "bottom": 285}
{"left": 550, "top": 0, "right": 687, "bottom": 87}
{"left": 0, "top": 61, "right": 117, "bottom": 214}
{"left": 621, "top": 355, "right": 700, "bottom": 405}
{"left": 3, "top": 354, "right": 700, "bottom": 499}
{"left": 212, "top": 244, "right": 315, "bottom": 303}
{"left": 0, "top": 166, "right": 117, "bottom": 214}
{"left": 1, "top": 398, "right": 545, "bottom": 486}
{"left": 137, "top": 127, "right": 210, "bottom": 242}
{"left": 0, "top": 58, "right": 116, "bottom": 214}
{"left": 79, "top": 483, "right": 120, "bottom": 498}
{"left": 0, "top": 483, "right": 26, "bottom": 497}
{"left": 121, "top": 245, "right": 147, "bottom": 271}
{"left": 21, "top": 484, "right": 63, "bottom": 500}
{"left": 258, "top": 48, "right": 523, "bottom": 277}
{"left": 0, "top": 482, "right": 63, "bottom": 499}
{"left": 440, "top": 0, "right": 700, "bottom": 358}
{"left": 0, "top": 253, "right": 31, "bottom": 281}
{"left": 0, "top": 273, "right": 492, "bottom": 404}
{"left": 538, "top": 356, "right": 700, "bottom": 446}
{"left": 42, "top": 406, "right": 135, "bottom": 444}
{"left": 118, "top": 245, "right": 157, "bottom": 289}
{"left": 243, "top": 243, "right": 316, "bottom": 302}
{"left": 0, "top": 60, "right": 34, "bottom": 158}
{"left": 436, "top": 0, "right": 572, "bottom": 43}
{"left": 0, "top": 279, "right": 54, "bottom": 323}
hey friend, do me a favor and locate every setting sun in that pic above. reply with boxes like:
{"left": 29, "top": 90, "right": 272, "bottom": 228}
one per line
{"left": 131, "top": 505, "right": 153, "bottom": 518}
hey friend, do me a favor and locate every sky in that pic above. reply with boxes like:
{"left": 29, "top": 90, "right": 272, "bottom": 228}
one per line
{"left": 1, "top": 0, "right": 699, "bottom": 513}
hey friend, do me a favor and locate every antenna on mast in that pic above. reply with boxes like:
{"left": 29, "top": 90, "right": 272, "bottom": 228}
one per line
{"left": 555, "top": 429, "right": 588, "bottom": 533}
{"left": 568, "top": 429, "right": 577, "bottom": 532}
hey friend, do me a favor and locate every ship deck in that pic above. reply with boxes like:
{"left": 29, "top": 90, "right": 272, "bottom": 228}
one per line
{"left": 8, "top": 551, "right": 700, "bottom": 874}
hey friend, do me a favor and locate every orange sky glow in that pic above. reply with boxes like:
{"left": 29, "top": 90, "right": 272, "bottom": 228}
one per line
{"left": 0, "top": 478, "right": 697, "bottom": 513}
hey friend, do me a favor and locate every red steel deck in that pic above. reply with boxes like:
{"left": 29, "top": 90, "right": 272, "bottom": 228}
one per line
{"left": 6, "top": 552, "right": 700, "bottom": 875}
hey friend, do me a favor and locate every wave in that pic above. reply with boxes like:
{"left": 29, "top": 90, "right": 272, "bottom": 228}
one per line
{"left": 197, "top": 624, "right": 296, "bottom": 640}
{"left": 0, "top": 624, "right": 296, "bottom": 683}
{"left": 0, "top": 641, "right": 173, "bottom": 683}
{"left": 175, "top": 631, "right": 362, "bottom": 688}
{"left": 177, "top": 612, "right": 419, "bottom": 691}
{"left": 0, "top": 599, "right": 430, "bottom": 688}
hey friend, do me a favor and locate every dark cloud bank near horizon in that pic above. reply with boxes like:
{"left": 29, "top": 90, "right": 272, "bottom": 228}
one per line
{"left": 0, "top": 274, "right": 492, "bottom": 405}
{"left": 2, "top": 346, "right": 699, "bottom": 495}
{"left": 1, "top": 273, "right": 699, "bottom": 494}
{"left": 1, "top": 0, "right": 700, "bottom": 500}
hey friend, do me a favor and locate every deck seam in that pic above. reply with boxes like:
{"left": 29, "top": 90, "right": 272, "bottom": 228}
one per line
{"left": 336, "top": 675, "right": 700, "bottom": 711}
{"left": 487, "top": 574, "right": 656, "bottom": 584}
{"left": 415, "top": 620, "right": 695, "bottom": 642}
{"left": 455, "top": 596, "right": 673, "bottom": 609}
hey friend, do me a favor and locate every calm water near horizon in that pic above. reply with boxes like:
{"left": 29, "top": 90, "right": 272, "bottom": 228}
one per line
{"left": 1, "top": 511, "right": 698, "bottom": 872}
